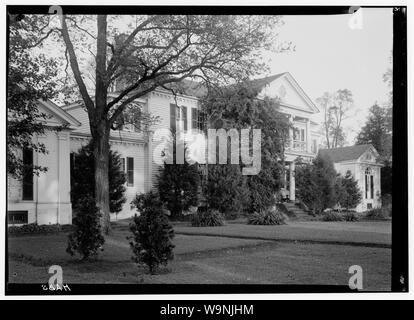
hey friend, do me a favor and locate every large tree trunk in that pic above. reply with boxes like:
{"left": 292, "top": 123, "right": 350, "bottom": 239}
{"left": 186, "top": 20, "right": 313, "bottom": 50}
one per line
{"left": 93, "top": 15, "right": 111, "bottom": 234}
{"left": 92, "top": 121, "right": 111, "bottom": 234}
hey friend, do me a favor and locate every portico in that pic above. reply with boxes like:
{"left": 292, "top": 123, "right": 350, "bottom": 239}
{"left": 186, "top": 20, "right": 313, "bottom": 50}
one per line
{"left": 255, "top": 72, "right": 322, "bottom": 202}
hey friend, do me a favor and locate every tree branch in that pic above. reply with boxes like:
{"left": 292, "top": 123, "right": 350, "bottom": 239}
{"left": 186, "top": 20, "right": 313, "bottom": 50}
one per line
{"left": 106, "top": 15, "right": 159, "bottom": 76}
{"left": 60, "top": 14, "right": 95, "bottom": 113}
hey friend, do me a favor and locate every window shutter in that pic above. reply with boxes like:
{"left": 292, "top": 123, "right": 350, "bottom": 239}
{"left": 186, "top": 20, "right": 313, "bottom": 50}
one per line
{"left": 170, "top": 104, "right": 176, "bottom": 132}
{"left": 192, "top": 108, "right": 198, "bottom": 129}
{"left": 200, "top": 110, "right": 206, "bottom": 131}
{"left": 127, "top": 157, "right": 134, "bottom": 186}
{"left": 22, "top": 148, "right": 33, "bottom": 200}
{"left": 182, "top": 106, "right": 188, "bottom": 131}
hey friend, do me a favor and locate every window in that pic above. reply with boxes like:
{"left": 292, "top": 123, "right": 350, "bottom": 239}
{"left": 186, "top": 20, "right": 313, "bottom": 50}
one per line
{"left": 8, "top": 211, "right": 28, "bottom": 224}
{"left": 170, "top": 104, "right": 189, "bottom": 132}
{"left": 127, "top": 157, "right": 134, "bottom": 186}
{"left": 22, "top": 148, "right": 33, "bottom": 200}
{"left": 191, "top": 108, "right": 198, "bottom": 130}
{"left": 293, "top": 128, "right": 299, "bottom": 140}
{"left": 191, "top": 108, "right": 206, "bottom": 131}
{"left": 197, "top": 110, "right": 206, "bottom": 131}
{"left": 293, "top": 128, "right": 305, "bottom": 141}
{"left": 365, "top": 168, "right": 373, "bottom": 199}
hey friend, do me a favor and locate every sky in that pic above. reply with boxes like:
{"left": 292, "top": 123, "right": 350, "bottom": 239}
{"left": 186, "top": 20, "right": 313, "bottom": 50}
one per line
{"left": 39, "top": 10, "right": 393, "bottom": 145}
{"left": 261, "top": 8, "right": 393, "bottom": 144}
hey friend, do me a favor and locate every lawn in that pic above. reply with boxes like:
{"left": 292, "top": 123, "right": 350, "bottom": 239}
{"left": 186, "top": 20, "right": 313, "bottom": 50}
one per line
{"left": 7, "top": 221, "right": 391, "bottom": 291}
{"left": 173, "top": 220, "right": 391, "bottom": 247}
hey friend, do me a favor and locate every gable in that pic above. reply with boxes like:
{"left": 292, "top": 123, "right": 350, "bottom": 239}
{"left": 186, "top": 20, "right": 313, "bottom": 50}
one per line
{"left": 257, "top": 72, "right": 319, "bottom": 113}
{"left": 37, "top": 100, "right": 81, "bottom": 128}
{"left": 358, "top": 147, "right": 379, "bottom": 163}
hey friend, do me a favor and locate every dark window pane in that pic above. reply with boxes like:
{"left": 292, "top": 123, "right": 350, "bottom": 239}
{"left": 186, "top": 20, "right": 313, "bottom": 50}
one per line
{"left": 22, "top": 148, "right": 33, "bottom": 200}
{"left": 127, "top": 157, "right": 134, "bottom": 186}
{"left": 192, "top": 108, "right": 198, "bottom": 129}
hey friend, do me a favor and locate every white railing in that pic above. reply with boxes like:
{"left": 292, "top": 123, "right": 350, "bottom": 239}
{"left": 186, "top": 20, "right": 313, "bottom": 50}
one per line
{"left": 288, "top": 140, "right": 307, "bottom": 152}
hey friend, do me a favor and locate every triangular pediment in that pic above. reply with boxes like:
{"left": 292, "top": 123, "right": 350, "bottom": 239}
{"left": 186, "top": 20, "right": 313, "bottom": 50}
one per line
{"left": 358, "top": 146, "right": 379, "bottom": 163}
{"left": 257, "top": 72, "right": 319, "bottom": 114}
{"left": 37, "top": 100, "right": 81, "bottom": 128}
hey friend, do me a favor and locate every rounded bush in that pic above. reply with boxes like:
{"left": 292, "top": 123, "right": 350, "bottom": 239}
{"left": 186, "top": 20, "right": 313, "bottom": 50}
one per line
{"left": 191, "top": 209, "right": 225, "bottom": 227}
{"left": 364, "top": 208, "right": 391, "bottom": 220}
{"left": 66, "top": 197, "right": 105, "bottom": 260}
{"left": 321, "top": 210, "right": 343, "bottom": 222}
{"left": 129, "top": 191, "right": 175, "bottom": 274}
{"left": 343, "top": 211, "right": 359, "bottom": 222}
{"left": 248, "top": 208, "right": 287, "bottom": 225}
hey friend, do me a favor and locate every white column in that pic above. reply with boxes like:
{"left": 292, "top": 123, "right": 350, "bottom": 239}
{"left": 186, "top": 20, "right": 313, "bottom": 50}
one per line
{"left": 57, "top": 131, "right": 71, "bottom": 224}
{"left": 306, "top": 118, "right": 311, "bottom": 153}
{"left": 289, "top": 161, "right": 295, "bottom": 201}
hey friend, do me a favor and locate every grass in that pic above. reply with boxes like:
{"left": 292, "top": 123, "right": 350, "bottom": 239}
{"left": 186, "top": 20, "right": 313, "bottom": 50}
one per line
{"left": 174, "top": 220, "right": 391, "bottom": 247}
{"left": 7, "top": 221, "right": 391, "bottom": 291}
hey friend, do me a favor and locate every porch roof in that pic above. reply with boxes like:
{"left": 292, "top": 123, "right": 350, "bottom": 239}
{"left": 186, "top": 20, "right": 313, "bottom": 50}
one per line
{"left": 318, "top": 144, "right": 375, "bottom": 162}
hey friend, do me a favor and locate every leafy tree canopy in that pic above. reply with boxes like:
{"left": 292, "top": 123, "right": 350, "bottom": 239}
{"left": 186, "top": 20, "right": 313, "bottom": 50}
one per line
{"left": 8, "top": 14, "right": 60, "bottom": 178}
{"left": 202, "top": 83, "right": 290, "bottom": 213}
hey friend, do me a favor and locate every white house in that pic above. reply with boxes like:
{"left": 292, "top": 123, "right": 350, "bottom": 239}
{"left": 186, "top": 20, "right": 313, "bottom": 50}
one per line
{"left": 319, "top": 144, "right": 383, "bottom": 212}
{"left": 7, "top": 72, "right": 324, "bottom": 225}
{"left": 7, "top": 99, "right": 81, "bottom": 225}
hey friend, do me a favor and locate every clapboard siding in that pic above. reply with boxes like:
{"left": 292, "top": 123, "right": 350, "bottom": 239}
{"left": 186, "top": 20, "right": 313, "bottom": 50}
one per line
{"left": 147, "top": 91, "right": 199, "bottom": 187}
{"left": 63, "top": 90, "right": 200, "bottom": 219}
{"left": 110, "top": 142, "right": 146, "bottom": 220}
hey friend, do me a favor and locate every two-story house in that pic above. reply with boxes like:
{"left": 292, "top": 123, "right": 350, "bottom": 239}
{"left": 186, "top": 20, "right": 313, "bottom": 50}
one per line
{"left": 7, "top": 72, "right": 323, "bottom": 225}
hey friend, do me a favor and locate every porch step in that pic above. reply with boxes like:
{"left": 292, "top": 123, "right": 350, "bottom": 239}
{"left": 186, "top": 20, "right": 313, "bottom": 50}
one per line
{"left": 280, "top": 202, "right": 313, "bottom": 220}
